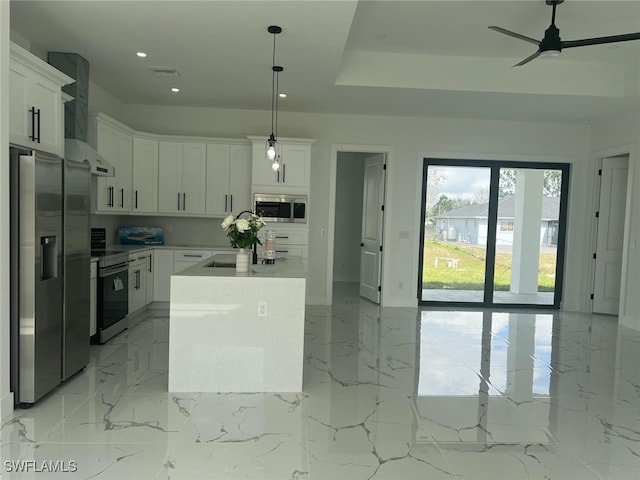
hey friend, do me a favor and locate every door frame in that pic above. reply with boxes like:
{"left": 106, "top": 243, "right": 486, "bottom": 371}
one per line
{"left": 417, "top": 157, "right": 570, "bottom": 308}
{"left": 328, "top": 144, "right": 393, "bottom": 306}
{"left": 589, "top": 144, "right": 636, "bottom": 321}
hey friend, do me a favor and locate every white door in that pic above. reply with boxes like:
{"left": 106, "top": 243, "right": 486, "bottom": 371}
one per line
{"left": 593, "top": 155, "right": 629, "bottom": 315}
{"left": 132, "top": 137, "right": 159, "bottom": 213}
{"left": 181, "top": 143, "right": 207, "bottom": 214}
{"left": 158, "top": 142, "right": 183, "bottom": 214}
{"left": 360, "top": 154, "right": 386, "bottom": 303}
{"left": 205, "top": 144, "right": 231, "bottom": 216}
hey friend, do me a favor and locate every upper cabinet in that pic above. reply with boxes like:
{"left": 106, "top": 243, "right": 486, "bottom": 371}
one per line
{"left": 132, "top": 136, "right": 159, "bottom": 213}
{"left": 90, "top": 114, "right": 133, "bottom": 213}
{"left": 248, "top": 136, "right": 315, "bottom": 190}
{"left": 158, "top": 142, "right": 206, "bottom": 215}
{"left": 205, "top": 144, "right": 252, "bottom": 216}
{"left": 9, "top": 42, "right": 73, "bottom": 157}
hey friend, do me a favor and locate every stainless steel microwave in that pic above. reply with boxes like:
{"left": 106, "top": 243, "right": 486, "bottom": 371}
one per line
{"left": 254, "top": 194, "right": 307, "bottom": 223}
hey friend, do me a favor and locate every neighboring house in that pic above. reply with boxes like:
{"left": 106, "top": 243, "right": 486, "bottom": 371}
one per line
{"left": 433, "top": 196, "right": 559, "bottom": 247}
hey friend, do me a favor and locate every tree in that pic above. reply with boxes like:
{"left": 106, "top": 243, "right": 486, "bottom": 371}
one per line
{"left": 499, "top": 169, "right": 562, "bottom": 198}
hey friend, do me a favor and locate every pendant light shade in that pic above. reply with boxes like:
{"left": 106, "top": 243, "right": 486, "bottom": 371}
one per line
{"left": 266, "top": 26, "right": 283, "bottom": 170}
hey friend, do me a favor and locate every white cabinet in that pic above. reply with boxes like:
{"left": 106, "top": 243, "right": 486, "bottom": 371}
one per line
{"left": 132, "top": 137, "right": 159, "bottom": 213}
{"left": 145, "top": 251, "right": 154, "bottom": 305}
{"left": 128, "top": 252, "right": 148, "bottom": 315}
{"left": 153, "top": 249, "right": 174, "bottom": 302}
{"left": 90, "top": 259, "right": 97, "bottom": 338}
{"left": 257, "top": 226, "right": 309, "bottom": 272}
{"left": 249, "top": 137, "right": 314, "bottom": 189}
{"left": 206, "top": 144, "right": 252, "bottom": 216}
{"left": 173, "top": 249, "right": 213, "bottom": 273}
{"left": 9, "top": 42, "right": 72, "bottom": 156}
{"left": 158, "top": 142, "right": 206, "bottom": 215}
{"left": 91, "top": 115, "right": 133, "bottom": 213}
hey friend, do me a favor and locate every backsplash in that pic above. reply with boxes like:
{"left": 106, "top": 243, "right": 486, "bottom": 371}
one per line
{"left": 90, "top": 215, "right": 230, "bottom": 248}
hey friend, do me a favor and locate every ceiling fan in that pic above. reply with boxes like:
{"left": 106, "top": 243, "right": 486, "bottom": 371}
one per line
{"left": 489, "top": 0, "right": 640, "bottom": 67}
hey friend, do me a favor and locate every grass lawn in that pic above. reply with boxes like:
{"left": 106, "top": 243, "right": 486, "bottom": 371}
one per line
{"left": 423, "top": 240, "right": 556, "bottom": 291}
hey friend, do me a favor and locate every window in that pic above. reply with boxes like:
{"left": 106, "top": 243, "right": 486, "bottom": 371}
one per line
{"left": 500, "top": 221, "right": 514, "bottom": 232}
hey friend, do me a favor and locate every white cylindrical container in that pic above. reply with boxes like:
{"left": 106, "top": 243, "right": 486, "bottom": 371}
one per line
{"left": 236, "top": 248, "right": 249, "bottom": 272}
{"left": 264, "top": 230, "right": 276, "bottom": 264}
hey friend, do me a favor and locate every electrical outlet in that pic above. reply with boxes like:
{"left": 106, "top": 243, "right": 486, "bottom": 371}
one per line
{"left": 258, "top": 301, "right": 268, "bottom": 317}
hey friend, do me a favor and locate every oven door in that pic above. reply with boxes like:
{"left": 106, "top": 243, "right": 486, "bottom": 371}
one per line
{"left": 98, "top": 263, "right": 129, "bottom": 330}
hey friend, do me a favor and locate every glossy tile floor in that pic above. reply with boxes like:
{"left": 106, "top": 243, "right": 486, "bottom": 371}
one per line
{"left": 1, "top": 282, "right": 639, "bottom": 479}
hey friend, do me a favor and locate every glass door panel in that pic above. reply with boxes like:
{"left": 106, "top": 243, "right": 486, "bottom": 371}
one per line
{"left": 492, "top": 168, "right": 561, "bottom": 305}
{"left": 422, "top": 165, "right": 491, "bottom": 303}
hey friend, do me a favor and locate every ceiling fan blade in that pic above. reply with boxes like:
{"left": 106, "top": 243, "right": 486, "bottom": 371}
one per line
{"left": 513, "top": 50, "right": 541, "bottom": 67}
{"left": 562, "top": 32, "right": 640, "bottom": 49}
{"left": 489, "top": 26, "right": 540, "bottom": 46}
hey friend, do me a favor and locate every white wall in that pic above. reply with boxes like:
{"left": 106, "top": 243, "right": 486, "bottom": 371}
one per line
{"left": 119, "top": 104, "right": 594, "bottom": 308}
{"left": 1, "top": 0, "right": 13, "bottom": 419}
{"left": 333, "top": 153, "right": 365, "bottom": 282}
{"left": 591, "top": 112, "right": 640, "bottom": 330}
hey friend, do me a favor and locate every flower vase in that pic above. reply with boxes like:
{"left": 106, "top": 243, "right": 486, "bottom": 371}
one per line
{"left": 235, "top": 248, "right": 249, "bottom": 273}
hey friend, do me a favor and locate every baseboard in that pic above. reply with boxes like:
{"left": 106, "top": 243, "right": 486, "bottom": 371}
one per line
{"left": 305, "top": 296, "right": 330, "bottom": 306}
{"left": 1, "top": 391, "right": 14, "bottom": 421}
{"left": 382, "top": 296, "right": 418, "bottom": 308}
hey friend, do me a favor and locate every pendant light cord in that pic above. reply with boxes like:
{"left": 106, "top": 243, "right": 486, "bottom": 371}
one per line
{"left": 270, "top": 33, "right": 276, "bottom": 137}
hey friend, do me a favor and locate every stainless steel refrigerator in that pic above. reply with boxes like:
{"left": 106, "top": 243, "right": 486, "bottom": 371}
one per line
{"left": 10, "top": 147, "right": 90, "bottom": 406}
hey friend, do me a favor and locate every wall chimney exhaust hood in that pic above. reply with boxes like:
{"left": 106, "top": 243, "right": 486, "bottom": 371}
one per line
{"left": 65, "top": 138, "right": 114, "bottom": 176}
{"left": 47, "top": 51, "right": 115, "bottom": 177}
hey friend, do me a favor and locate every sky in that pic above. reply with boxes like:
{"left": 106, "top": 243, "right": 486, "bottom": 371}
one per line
{"left": 427, "top": 166, "right": 491, "bottom": 208}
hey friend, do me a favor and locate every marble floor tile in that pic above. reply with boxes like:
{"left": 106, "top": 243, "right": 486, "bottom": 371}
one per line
{"left": 2, "top": 282, "right": 639, "bottom": 479}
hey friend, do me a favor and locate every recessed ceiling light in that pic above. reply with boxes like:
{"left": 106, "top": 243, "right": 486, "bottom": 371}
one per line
{"left": 171, "top": 87, "right": 180, "bottom": 93}
{"left": 136, "top": 52, "right": 147, "bottom": 58}
{"left": 278, "top": 93, "right": 287, "bottom": 98}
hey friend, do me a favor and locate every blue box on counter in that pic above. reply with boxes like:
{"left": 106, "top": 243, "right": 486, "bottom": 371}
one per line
{"left": 118, "top": 226, "right": 164, "bottom": 245}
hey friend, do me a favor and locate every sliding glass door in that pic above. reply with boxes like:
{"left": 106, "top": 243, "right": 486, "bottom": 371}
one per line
{"left": 418, "top": 160, "right": 569, "bottom": 308}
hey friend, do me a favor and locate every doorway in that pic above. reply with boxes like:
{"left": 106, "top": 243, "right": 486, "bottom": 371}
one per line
{"left": 418, "top": 159, "right": 570, "bottom": 308}
{"left": 329, "top": 147, "right": 389, "bottom": 305}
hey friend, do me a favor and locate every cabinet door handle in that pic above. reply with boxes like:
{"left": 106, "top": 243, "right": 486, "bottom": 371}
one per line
{"left": 135, "top": 190, "right": 138, "bottom": 209}
{"left": 182, "top": 254, "right": 203, "bottom": 258}
{"left": 177, "top": 193, "right": 181, "bottom": 211}
{"left": 183, "top": 192, "right": 186, "bottom": 211}
{"left": 276, "top": 170, "right": 280, "bottom": 183}
{"left": 276, "top": 236, "right": 289, "bottom": 239}
{"left": 29, "top": 107, "right": 36, "bottom": 141}
{"left": 224, "top": 194, "right": 228, "bottom": 212}
{"left": 283, "top": 164, "right": 286, "bottom": 183}
{"left": 36, "top": 108, "right": 41, "bottom": 143}
{"left": 108, "top": 186, "right": 114, "bottom": 208}
{"left": 148, "top": 254, "right": 153, "bottom": 273}
{"left": 230, "top": 194, "right": 233, "bottom": 212}
{"left": 120, "top": 188, "right": 124, "bottom": 208}
{"left": 275, "top": 249, "right": 289, "bottom": 253}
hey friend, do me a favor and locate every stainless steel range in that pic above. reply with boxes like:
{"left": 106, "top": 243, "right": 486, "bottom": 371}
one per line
{"left": 92, "top": 250, "right": 129, "bottom": 344}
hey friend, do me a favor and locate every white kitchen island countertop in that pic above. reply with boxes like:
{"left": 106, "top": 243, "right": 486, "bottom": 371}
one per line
{"left": 168, "top": 256, "right": 306, "bottom": 393}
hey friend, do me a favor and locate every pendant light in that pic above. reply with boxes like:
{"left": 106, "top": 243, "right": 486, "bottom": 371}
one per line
{"left": 266, "top": 25, "right": 283, "bottom": 170}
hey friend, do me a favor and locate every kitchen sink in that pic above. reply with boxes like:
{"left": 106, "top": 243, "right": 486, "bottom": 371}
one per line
{"left": 205, "top": 261, "right": 235, "bottom": 268}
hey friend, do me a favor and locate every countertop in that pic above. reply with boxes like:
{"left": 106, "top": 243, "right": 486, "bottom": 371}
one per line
{"left": 93, "top": 244, "right": 238, "bottom": 255}
{"left": 174, "top": 255, "right": 305, "bottom": 279}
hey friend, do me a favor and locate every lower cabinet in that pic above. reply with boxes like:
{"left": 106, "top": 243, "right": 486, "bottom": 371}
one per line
{"left": 153, "top": 249, "right": 174, "bottom": 302}
{"left": 145, "top": 251, "right": 154, "bottom": 305}
{"left": 128, "top": 252, "right": 148, "bottom": 314}
{"left": 257, "top": 226, "right": 308, "bottom": 271}
{"left": 173, "top": 249, "right": 214, "bottom": 273}
{"left": 90, "top": 259, "right": 97, "bottom": 337}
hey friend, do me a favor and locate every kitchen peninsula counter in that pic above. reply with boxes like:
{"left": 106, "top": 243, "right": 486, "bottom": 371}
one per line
{"left": 168, "top": 257, "right": 306, "bottom": 393}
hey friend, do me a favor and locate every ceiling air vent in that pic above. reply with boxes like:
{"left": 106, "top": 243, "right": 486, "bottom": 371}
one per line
{"left": 149, "top": 66, "right": 181, "bottom": 76}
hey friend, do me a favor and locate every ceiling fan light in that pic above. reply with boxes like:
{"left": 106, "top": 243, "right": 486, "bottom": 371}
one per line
{"left": 540, "top": 49, "right": 560, "bottom": 57}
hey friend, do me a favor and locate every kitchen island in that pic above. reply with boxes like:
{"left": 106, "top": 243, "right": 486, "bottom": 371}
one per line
{"left": 168, "top": 256, "right": 306, "bottom": 393}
